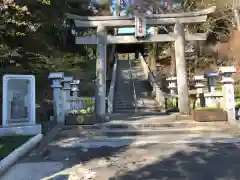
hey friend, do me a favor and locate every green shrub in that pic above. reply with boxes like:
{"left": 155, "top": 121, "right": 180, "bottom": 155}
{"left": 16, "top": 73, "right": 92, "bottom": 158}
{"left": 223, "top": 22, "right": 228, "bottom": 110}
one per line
{"left": 194, "top": 107, "right": 223, "bottom": 111}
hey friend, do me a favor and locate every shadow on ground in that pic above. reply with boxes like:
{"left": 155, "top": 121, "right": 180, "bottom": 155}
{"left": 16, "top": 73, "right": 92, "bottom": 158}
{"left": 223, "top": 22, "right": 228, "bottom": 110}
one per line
{"left": 110, "top": 142, "right": 240, "bottom": 180}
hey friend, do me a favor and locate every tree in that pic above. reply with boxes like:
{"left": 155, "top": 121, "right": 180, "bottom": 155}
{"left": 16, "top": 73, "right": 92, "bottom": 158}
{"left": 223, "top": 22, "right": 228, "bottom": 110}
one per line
{"left": 0, "top": 0, "right": 98, "bottom": 101}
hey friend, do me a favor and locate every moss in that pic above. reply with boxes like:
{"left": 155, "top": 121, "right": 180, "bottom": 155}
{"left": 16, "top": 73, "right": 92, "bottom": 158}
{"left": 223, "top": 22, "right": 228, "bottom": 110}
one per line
{"left": 235, "top": 98, "right": 240, "bottom": 106}
{"left": 235, "top": 87, "right": 240, "bottom": 97}
{"left": 0, "top": 135, "right": 32, "bottom": 159}
{"left": 166, "top": 99, "right": 177, "bottom": 108}
{"left": 194, "top": 107, "right": 223, "bottom": 111}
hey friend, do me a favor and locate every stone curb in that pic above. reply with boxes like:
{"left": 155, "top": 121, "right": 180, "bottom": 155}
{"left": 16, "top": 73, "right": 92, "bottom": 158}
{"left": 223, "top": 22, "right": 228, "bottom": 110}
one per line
{"left": 0, "top": 134, "right": 43, "bottom": 175}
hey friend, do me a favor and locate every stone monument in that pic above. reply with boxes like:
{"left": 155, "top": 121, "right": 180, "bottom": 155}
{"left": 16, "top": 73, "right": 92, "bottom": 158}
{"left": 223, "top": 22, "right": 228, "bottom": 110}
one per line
{"left": 1, "top": 74, "right": 41, "bottom": 136}
{"left": 219, "top": 66, "right": 236, "bottom": 121}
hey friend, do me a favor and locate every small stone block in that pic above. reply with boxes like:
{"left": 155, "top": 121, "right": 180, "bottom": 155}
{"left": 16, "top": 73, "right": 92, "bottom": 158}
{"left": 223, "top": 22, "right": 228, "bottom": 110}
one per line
{"left": 62, "top": 76, "right": 73, "bottom": 82}
{"left": 169, "top": 83, "right": 177, "bottom": 88}
{"left": 195, "top": 83, "right": 205, "bottom": 88}
{"left": 220, "top": 77, "right": 234, "bottom": 84}
{"left": 48, "top": 72, "right": 64, "bottom": 79}
{"left": 219, "top": 66, "right": 236, "bottom": 74}
{"left": 194, "top": 75, "right": 205, "bottom": 81}
{"left": 166, "top": 76, "right": 177, "bottom": 81}
{"left": 70, "top": 80, "right": 80, "bottom": 85}
{"left": 71, "top": 87, "right": 79, "bottom": 92}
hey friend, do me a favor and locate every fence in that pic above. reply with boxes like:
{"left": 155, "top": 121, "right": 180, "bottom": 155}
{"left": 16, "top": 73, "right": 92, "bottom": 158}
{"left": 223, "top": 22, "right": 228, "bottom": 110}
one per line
{"left": 48, "top": 54, "right": 118, "bottom": 123}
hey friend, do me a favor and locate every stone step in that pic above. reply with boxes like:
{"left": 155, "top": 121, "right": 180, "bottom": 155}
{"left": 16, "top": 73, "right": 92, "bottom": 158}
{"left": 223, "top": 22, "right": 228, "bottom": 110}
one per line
{"left": 136, "top": 105, "right": 161, "bottom": 111}
{"left": 113, "top": 104, "right": 133, "bottom": 107}
{"left": 113, "top": 103, "right": 134, "bottom": 106}
{"left": 63, "top": 121, "right": 230, "bottom": 130}
{"left": 135, "top": 108, "right": 161, "bottom": 113}
{"left": 114, "top": 100, "right": 133, "bottom": 103}
{"left": 137, "top": 104, "right": 160, "bottom": 108}
{"left": 103, "top": 120, "right": 230, "bottom": 129}
{"left": 51, "top": 134, "right": 240, "bottom": 148}
{"left": 59, "top": 126, "right": 230, "bottom": 137}
{"left": 113, "top": 104, "right": 134, "bottom": 107}
{"left": 113, "top": 109, "right": 136, "bottom": 113}
{"left": 113, "top": 106, "right": 135, "bottom": 110}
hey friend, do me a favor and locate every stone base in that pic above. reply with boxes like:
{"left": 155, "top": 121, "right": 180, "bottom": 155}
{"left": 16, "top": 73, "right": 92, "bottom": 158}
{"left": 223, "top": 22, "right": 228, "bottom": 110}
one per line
{"left": 65, "top": 114, "right": 97, "bottom": 125}
{"left": 193, "top": 110, "right": 227, "bottom": 122}
{"left": 0, "top": 125, "right": 42, "bottom": 136}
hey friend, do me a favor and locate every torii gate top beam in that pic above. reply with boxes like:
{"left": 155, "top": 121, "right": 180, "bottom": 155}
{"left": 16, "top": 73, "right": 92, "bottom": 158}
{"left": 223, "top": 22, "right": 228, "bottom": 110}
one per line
{"left": 66, "top": 6, "right": 216, "bottom": 21}
{"left": 67, "top": 6, "right": 215, "bottom": 28}
{"left": 73, "top": 16, "right": 207, "bottom": 28}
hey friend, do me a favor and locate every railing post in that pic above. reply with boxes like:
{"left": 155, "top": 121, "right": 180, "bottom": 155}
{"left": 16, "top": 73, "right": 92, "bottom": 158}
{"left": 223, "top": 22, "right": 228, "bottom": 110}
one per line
{"left": 219, "top": 66, "right": 236, "bottom": 121}
{"left": 194, "top": 75, "right": 205, "bottom": 107}
{"left": 62, "top": 76, "right": 73, "bottom": 114}
{"left": 48, "top": 72, "right": 65, "bottom": 124}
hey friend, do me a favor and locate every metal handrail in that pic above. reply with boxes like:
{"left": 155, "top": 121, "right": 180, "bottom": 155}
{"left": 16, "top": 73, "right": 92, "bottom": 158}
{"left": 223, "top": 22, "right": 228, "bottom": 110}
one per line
{"left": 128, "top": 54, "right": 137, "bottom": 111}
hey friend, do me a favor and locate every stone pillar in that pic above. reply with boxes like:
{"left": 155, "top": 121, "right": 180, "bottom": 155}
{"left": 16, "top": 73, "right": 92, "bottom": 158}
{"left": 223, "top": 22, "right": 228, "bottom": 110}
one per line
{"left": 204, "top": 72, "right": 218, "bottom": 92}
{"left": 62, "top": 76, "right": 73, "bottom": 113}
{"left": 166, "top": 76, "right": 178, "bottom": 107}
{"left": 194, "top": 75, "right": 205, "bottom": 107}
{"left": 174, "top": 22, "right": 189, "bottom": 114}
{"left": 219, "top": 66, "right": 236, "bottom": 121}
{"left": 48, "top": 72, "right": 65, "bottom": 124}
{"left": 70, "top": 80, "right": 80, "bottom": 97}
{"left": 96, "top": 25, "right": 107, "bottom": 117}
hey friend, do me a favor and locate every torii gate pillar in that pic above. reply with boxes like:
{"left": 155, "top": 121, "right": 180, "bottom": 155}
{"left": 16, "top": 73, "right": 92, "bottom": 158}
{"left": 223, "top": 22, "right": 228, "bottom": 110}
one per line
{"left": 95, "top": 25, "right": 107, "bottom": 117}
{"left": 174, "top": 22, "right": 189, "bottom": 114}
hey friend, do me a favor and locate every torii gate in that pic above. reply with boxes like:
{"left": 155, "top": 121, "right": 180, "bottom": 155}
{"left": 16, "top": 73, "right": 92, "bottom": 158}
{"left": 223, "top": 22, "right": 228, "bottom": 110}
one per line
{"left": 67, "top": 6, "right": 216, "bottom": 117}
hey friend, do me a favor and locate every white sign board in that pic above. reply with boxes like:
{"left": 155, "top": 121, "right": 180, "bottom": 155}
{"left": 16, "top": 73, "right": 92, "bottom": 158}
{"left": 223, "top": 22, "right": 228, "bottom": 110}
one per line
{"left": 2, "top": 75, "right": 35, "bottom": 127}
{"left": 135, "top": 16, "right": 146, "bottom": 38}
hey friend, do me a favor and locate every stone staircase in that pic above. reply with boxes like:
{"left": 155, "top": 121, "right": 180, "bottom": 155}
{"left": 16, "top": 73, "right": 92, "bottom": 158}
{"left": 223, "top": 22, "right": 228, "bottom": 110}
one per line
{"left": 131, "top": 58, "right": 163, "bottom": 113}
{"left": 56, "top": 113, "right": 239, "bottom": 151}
{"left": 113, "top": 60, "right": 135, "bottom": 113}
{"left": 113, "top": 57, "right": 164, "bottom": 114}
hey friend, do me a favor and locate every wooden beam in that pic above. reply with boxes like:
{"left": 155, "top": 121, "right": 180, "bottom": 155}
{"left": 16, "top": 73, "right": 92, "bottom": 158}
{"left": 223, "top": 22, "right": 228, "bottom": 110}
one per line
{"left": 75, "top": 33, "right": 206, "bottom": 44}
{"left": 66, "top": 6, "right": 216, "bottom": 21}
{"left": 74, "top": 15, "right": 207, "bottom": 27}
